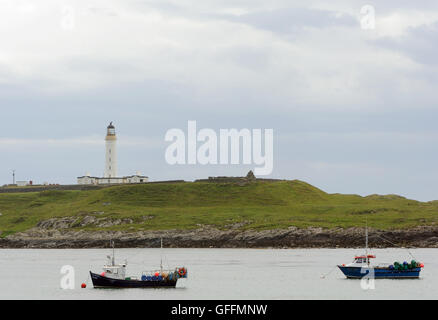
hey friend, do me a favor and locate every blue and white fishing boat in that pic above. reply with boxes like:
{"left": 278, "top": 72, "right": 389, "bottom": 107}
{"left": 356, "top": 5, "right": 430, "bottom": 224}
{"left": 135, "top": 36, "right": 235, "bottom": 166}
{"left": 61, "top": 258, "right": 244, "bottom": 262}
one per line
{"left": 338, "top": 225, "right": 424, "bottom": 279}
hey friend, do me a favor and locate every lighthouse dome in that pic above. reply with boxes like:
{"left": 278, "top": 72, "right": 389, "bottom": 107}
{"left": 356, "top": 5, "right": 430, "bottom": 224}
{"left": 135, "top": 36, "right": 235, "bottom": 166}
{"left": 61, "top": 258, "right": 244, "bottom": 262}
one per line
{"left": 107, "top": 122, "right": 116, "bottom": 136}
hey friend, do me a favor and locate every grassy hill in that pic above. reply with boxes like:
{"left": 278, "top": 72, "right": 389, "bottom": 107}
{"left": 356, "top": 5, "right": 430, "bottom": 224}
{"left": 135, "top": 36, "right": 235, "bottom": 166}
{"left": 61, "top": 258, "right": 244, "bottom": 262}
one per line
{"left": 1, "top": 180, "right": 438, "bottom": 237}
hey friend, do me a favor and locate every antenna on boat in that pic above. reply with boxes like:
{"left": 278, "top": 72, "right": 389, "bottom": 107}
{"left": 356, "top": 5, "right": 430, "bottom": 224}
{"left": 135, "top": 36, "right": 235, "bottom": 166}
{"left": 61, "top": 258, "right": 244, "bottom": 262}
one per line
{"left": 365, "top": 219, "right": 370, "bottom": 266}
{"left": 160, "top": 238, "right": 163, "bottom": 273}
{"left": 111, "top": 239, "right": 115, "bottom": 266}
{"left": 365, "top": 219, "right": 368, "bottom": 256}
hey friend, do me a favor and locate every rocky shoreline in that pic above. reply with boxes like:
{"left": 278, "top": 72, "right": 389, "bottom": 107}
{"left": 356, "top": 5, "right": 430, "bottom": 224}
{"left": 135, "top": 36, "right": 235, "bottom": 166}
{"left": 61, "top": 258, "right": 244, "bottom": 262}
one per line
{"left": 1, "top": 225, "right": 438, "bottom": 249}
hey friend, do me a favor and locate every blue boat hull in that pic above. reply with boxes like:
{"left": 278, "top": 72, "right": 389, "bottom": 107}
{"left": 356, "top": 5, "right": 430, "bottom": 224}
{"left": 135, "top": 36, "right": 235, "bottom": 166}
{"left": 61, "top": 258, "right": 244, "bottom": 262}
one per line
{"left": 338, "top": 266, "right": 421, "bottom": 279}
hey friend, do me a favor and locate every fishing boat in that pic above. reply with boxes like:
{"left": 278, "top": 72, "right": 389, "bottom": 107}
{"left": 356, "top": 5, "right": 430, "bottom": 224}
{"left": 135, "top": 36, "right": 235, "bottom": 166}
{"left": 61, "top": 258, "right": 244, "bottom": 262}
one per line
{"left": 89, "top": 240, "right": 188, "bottom": 288}
{"left": 337, "top": 225, "right": 424, "bottom": 279}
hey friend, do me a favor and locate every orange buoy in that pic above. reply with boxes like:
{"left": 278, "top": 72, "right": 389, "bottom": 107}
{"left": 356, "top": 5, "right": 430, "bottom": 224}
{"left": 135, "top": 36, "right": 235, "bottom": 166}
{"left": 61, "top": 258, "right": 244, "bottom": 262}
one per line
{"left": 81, "top": 283, "right": 87, "bottom": 288}
{"left": 420, "top": 263, "right": 424, "bottom": 268}
{"left": 154, "top": 272, "right": 160, "bottom": 277}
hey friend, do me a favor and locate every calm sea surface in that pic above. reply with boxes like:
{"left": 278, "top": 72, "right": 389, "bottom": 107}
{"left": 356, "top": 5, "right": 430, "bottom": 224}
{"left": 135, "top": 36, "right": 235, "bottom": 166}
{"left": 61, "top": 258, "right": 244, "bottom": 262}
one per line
{"left": 0, "top": 248, "right": 437, "bottom": 299}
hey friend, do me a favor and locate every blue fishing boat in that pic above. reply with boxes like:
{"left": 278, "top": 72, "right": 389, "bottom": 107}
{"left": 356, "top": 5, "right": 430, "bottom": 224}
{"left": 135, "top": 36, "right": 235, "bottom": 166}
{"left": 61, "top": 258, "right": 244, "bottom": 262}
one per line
{"left": 338, "top": 226, "right": 424, "bottom": 279}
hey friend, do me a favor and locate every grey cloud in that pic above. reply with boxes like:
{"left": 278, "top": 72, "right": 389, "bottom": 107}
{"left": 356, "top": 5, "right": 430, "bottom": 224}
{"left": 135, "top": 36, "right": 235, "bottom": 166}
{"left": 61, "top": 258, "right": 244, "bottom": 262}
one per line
{"left": 374, "top": 22, "right": 438, "bottom": 66}
{"left": 85, "top": 7, "right": 119, "bottom": 17}
{"left": 362, "top": 0, "right": 438, "bottom": 14}
{"left": 217, "top": 7, "right": 357, "bottom": 34}
{"left": 130, "top": 3, "right": 358, "bottom": 34}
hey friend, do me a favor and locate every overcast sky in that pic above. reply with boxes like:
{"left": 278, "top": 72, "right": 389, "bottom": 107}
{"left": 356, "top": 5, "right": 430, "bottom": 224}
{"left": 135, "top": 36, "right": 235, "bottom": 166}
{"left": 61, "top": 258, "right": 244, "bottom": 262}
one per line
{"left": 1, "top": 0, "right": 438, "bottom": 201}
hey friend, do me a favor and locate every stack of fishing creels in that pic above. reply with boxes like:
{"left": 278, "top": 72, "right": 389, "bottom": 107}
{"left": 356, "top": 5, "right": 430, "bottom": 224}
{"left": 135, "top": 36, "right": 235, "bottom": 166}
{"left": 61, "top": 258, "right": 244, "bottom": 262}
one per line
{"left": 391, "top": 260, "right": 419, "bottom": 270}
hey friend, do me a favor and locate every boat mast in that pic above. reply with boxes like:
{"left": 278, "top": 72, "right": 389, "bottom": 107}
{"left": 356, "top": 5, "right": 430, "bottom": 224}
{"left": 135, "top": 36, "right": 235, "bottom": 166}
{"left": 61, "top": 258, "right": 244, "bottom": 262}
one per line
{"left": 365, "top": 219, "right": 369, "bottom": 266}
{"left": 160, "top": 238, "right": 163, "bottom": 273}
{"left": 111, "top": 239, "right": 115, "bottom": 266}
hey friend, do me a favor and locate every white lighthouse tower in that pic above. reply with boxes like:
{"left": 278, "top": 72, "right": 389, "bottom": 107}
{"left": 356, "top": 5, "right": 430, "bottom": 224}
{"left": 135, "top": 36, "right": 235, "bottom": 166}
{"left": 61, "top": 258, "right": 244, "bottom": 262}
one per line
{"left": 104, "top": 122, "right": 117, "bottom": 178}
{"left": 77, "top": 122, "right": 149, "bottom": 185}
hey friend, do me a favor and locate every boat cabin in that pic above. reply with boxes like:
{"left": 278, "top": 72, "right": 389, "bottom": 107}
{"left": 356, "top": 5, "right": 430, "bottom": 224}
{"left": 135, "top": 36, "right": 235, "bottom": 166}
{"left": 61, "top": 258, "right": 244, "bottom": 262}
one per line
{"left": 101, "top": 253, "right": 127, "bottom": 280}
{"left": 351, "top": 254, "right": 376, "bottom": 265}
{"left": 102, "top": 264, "right": 126, "bottom": 280}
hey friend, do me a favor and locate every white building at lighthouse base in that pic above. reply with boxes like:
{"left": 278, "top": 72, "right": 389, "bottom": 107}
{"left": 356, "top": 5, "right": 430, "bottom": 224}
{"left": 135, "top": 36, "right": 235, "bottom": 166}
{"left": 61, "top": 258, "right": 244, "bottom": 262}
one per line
{"left": 77, "top": 174, "right": 149, "bottom": 185}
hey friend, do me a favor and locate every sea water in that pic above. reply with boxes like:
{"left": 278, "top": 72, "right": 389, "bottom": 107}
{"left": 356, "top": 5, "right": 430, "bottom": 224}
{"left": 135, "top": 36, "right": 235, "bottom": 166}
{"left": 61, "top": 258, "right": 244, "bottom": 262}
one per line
{"left": 0, "top": 248, "right": 436, "bottom": 299}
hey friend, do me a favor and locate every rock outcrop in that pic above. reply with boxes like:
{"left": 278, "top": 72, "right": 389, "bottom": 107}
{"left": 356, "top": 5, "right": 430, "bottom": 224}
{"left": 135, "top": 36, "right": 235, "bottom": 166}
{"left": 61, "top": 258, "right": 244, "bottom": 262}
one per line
{"left": 1, "top": 224, "right": 437, "bottom": 248}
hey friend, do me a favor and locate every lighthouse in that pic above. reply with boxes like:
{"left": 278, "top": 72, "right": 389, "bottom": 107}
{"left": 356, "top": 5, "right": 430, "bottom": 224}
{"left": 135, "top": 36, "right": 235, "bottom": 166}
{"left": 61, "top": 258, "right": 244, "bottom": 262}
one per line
{"left": 104, "top": 122, "right": 117, "bottom": 178}
{"left": 77, "top": 123, "right": 149, "bottom": 185}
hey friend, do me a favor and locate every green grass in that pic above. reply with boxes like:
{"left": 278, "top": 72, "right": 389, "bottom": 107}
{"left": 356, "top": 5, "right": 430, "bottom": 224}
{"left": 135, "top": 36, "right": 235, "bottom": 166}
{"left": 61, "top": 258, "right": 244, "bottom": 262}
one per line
{"left": 0, "top": 180, "right": 437, "bottom": 237}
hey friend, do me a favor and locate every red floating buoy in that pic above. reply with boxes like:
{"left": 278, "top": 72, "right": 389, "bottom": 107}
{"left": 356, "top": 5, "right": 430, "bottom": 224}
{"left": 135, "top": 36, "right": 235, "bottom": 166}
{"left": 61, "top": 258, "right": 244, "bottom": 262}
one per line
{"left": 81, "top": 283, "right": 87, "bottom": 289}
{"left": 420, "top": 263, "right": 424, "bottom": 268}
{"left": 101, "top": 272, "right": 106, "bottom": 277}
{"left": 154, "top": 272, "right": 160, "bottom": 277}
